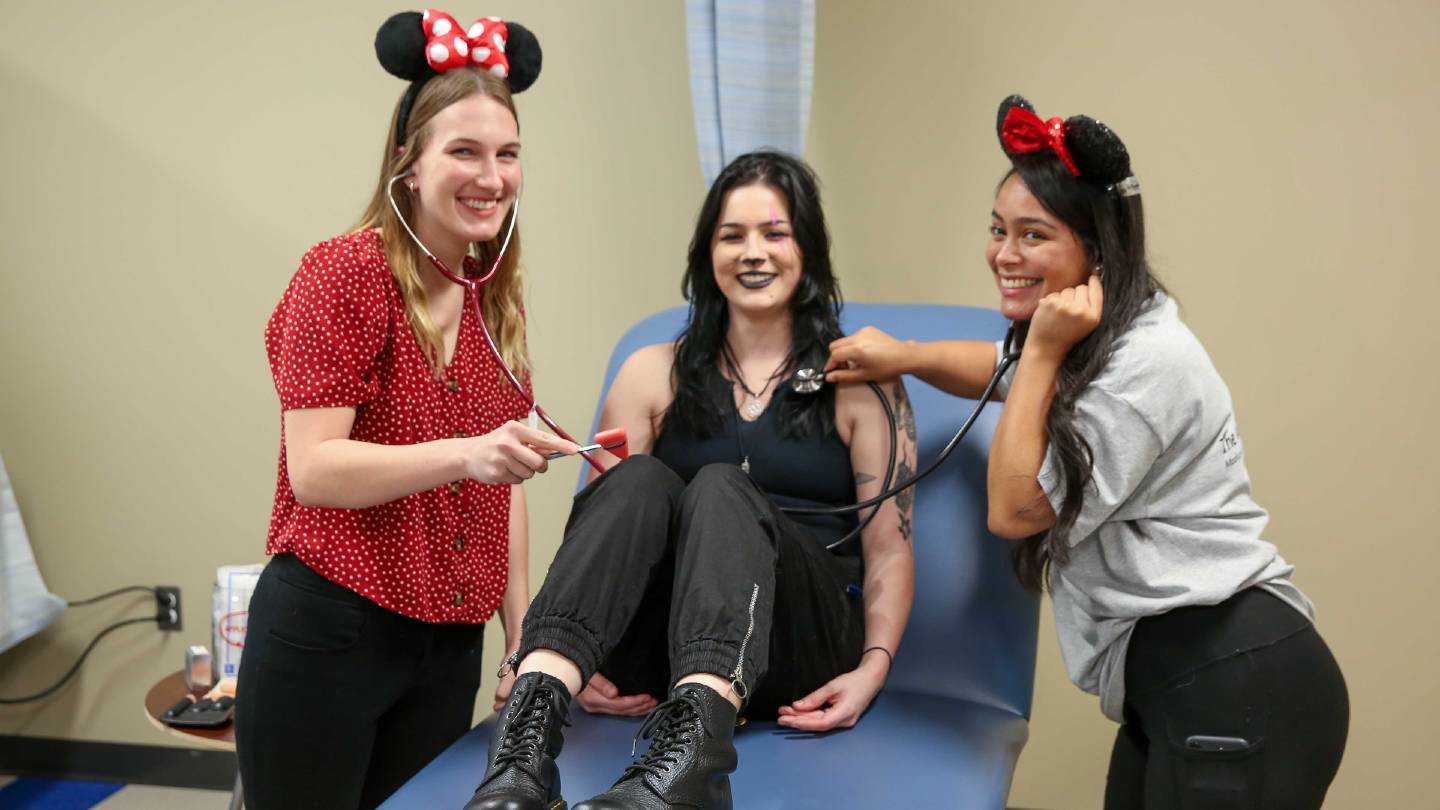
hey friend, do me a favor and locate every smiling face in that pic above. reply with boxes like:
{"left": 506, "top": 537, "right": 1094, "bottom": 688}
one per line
{"left": 987, "top": 173, "right": 1093, "bottom": 321}
{"left": 711, "top": 183, "right": 803, "bottom": 319}
{"left": 408, "top": 93, "right": 521, "bottom": 263}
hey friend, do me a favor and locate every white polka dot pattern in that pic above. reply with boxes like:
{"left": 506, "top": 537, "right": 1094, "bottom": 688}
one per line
{"left": 262, "top": 229, "right": 531, "bottom": 624}
{"left": 420, "top": 9, "right": 511, "bottom": 77}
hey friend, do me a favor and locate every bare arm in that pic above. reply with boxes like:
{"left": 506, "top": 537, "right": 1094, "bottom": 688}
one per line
{"left": 852, "top": 379, "right": 916, "bottom": 673}
{"left": 987, "top": 276, "right": 1103, "bottom": 539}
{"left": 284, "top": 408, "right": 577, "bottom": 510}
{"left": 777, "top": 378, "right": 916, "bottom": 732}
{"left": 584, "top": 343, "right": 674, "bottom": 481}
{"left": 825, "top": 328, "right": 1000, "bottom": 400}
{"left": 501, "top": 485, "right": 530, "bottom": 652}
{"left": 492, "top": 483, "right": 531, "bottom": 710}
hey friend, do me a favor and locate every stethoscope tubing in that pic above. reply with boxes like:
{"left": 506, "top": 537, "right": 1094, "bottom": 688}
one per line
{"left": 387, "top": 175, "right": 605, "bottom": 474}
{"left": 783, "top": 350, "right": 1020, "bottom": 518}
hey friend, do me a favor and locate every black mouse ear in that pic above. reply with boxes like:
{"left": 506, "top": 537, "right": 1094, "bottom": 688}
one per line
{"left": 1065, "top": 115, "right": 1132, "bottom": 186}
{"left": 502, "top": 21, "right": 542, "bottom": 93}
{"left": 996, "top": 94, "right": 1035, "bottom": 147}
{"left": 376, "top": 12, "right": 433, "bottom": 82}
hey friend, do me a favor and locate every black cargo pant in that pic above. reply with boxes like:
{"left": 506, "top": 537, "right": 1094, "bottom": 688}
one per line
{"left": 519, "top": 455, "right": 865, "bottom": 717}
{"left": 1104, "top": 587, "right": 1349, "bottom": 810}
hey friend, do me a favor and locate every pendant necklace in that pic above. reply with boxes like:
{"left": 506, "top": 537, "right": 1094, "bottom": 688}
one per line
{"left": 721, "top": 344, "right": 789, "bottom": 474}
{"left": 722, "top": 344, "right": 789, "bottom": 422}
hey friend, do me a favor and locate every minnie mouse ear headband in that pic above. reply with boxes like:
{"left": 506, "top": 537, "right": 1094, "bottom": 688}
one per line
{"left": 996, "top": 95, "right": 1141, "bottom": 197}
{"left": 375, "top": 9, "right": 542, "bottom": 145}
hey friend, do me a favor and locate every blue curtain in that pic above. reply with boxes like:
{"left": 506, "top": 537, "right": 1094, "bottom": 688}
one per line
{"left": 686, "top": 0, "right": 815, "bottom": 185}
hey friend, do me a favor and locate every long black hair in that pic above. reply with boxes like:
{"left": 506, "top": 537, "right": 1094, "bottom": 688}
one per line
{"left": 996, "top": 97, "right": 1168, "bottom": 592}
{"left": 667, "top": 150, "right": 844, "bottom": 439}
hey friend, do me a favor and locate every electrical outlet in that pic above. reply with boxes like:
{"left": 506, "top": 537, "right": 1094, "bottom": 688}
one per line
{"left": 155, "top": 586, "right": 182, "bottom": 631}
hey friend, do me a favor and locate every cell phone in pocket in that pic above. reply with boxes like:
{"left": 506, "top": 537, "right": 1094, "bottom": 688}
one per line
{"left": 1184, "top": 734, "right": 1251, "bottom": 752}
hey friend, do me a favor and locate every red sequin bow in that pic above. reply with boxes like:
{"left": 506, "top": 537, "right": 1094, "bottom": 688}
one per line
{"left": 421, "top": 9, "right": 510, "bottom": 77}
{"left": 1001, "top": 106, "right": 1080, "bottom": 177}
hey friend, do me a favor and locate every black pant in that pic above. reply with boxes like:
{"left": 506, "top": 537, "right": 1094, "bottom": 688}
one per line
{"left": 1104, "top": 588, "right": 1349, "bottom": 810}
{"left": 235, "top": 553, "right": 485, "bottom": 810}
{"left": 520, "top": 455, "right": 865, "bottom": 717}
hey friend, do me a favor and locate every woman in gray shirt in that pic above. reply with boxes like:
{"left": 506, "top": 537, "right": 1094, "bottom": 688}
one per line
{"left": 825, "top": 95, "right": 1348, "bottom": 809}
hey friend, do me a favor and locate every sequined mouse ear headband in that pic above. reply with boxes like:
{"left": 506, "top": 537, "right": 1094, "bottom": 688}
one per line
{"left": 374, "top": 9, "right": 543, "bottom": 144}
{"left": 995, "top": 94, "right": 1140, "bottom": 197}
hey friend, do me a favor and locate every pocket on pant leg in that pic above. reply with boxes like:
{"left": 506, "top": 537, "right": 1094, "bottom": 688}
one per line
{"left": 264, "top": 572, "right": 369, "bottom": 653}
{"left": 1144, "top": 653, "right": 1270, "bottom": 810}
{"left": 1166, "top": 738, "right": 1265, "bottom": 810}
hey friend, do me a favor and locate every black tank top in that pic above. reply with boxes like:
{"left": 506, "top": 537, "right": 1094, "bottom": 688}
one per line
{"left": 652, "top": 371, "right": 860, "bottom": 554}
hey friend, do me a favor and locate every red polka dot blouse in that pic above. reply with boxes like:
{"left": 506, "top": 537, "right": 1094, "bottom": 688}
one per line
{"left": 263, "top": 229, "right": 531, "bottom": 624}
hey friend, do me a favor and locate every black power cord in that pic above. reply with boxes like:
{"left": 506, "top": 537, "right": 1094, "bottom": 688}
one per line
{"left": 0, "top": 617, "right": 156, "bottom": 705}
{"left": 0, "top": 585, "right": 166, "bottom": 705}
{"left": 65, "top": 585, "right": 158, "bottom": 607}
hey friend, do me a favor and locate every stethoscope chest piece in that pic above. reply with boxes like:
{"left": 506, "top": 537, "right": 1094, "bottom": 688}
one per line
{"left": 791, "top": 368, "right": 825, "bottom": 394}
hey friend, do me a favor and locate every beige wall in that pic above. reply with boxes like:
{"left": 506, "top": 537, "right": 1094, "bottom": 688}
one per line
{"left": 2, "top": 1, "right": 1436, "bottom": 807}
{"left": 809, "top": 0, "right": 1439, "bottom": 807}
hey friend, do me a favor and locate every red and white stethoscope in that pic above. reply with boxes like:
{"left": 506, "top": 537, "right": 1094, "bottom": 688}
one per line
{"left": 387, "top": 174, "right": 618, "bottom": 474}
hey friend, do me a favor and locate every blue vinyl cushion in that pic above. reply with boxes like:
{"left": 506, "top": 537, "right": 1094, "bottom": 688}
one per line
{"left": 383, "top": 304, "right": 1039, "bottom": 808}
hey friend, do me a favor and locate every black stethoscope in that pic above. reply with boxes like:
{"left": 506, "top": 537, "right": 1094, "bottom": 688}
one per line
{"left": 782, "top": 334, "right": 1020, "bottom": 550}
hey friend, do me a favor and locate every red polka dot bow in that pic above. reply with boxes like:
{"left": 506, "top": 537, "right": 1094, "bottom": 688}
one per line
{"left": 1001, "top": 106, "right": 1080, "bottom": 177}
{"left": 421, "top": 9, "right": 510, "bottom": 77}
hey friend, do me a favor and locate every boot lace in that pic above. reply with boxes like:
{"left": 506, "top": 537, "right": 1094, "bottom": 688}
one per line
{"left": 623, "top": 691, "right": 706, "bottom": 780}
{"left": 491, "top": 682, "right": 569, "bottom": 779}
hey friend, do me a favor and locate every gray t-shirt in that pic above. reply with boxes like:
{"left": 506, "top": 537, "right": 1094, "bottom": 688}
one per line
{"left": 997, "top": 293, "right": 1312, "bottom": 721}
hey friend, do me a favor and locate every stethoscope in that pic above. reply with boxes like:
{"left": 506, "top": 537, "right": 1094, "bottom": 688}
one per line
{"left": 781, "top": 336, "right": 1021, "bottom": 551}
{"left": 388, "top": 168, "right": 1022, "bottom": 535}
{"left": 387, "top": 172, "right": 606, "bottom": 474}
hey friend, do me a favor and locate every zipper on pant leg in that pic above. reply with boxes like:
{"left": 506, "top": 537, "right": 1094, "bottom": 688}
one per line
{"left": 728, "top": 584, "right": 759, "bottom": 701}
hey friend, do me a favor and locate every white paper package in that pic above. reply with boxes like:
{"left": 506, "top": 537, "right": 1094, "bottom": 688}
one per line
{"left": 212, "top": 564, "right": 264, "bottom": 680}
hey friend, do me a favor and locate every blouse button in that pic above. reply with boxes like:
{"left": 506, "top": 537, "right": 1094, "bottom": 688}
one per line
{"left": 446, "top": 378, "right": 461, "bottom": 393}
{"left": 453, "top": 534, "right": 465, "bottom": 551}
{"left": 451, "top": 430, "right": 464, "bottom": 439}
{"left": 449, "top": 482, "right": 463, "bottom": 496}
{"left": 453, "top": 592, "right": 464, "bottom": 607}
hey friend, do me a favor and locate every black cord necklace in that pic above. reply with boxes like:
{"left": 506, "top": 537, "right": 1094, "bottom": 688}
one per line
{"left": 721, "top": 343, "right": 790, "bottom": 422}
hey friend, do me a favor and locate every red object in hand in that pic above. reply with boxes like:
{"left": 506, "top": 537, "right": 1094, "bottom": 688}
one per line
{"left": 593, "top": 427, "right": 629, "bottom": 460}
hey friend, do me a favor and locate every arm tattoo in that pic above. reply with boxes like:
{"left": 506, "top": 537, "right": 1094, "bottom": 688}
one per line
{"left": 854, "top": 472, "right": 877, "bottom": 486}
{"left": 892, "top": 381, "right": 917, "bottom": 445}
{"left": 891, "top": 381, "right": 917, "bottom": 543}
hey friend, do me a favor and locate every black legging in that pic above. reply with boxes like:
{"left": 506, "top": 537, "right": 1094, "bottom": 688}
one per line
{"left": 1104, "top": 588, "right": 1349, "bottom": 809}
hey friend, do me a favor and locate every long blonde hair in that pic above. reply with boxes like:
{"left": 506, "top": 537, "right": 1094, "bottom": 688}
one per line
{"left": 354, "top": 68, "right": 529, "bottom": 378}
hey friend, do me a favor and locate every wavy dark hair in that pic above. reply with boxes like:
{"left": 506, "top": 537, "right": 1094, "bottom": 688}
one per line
{"left": 1003, "top": 153, "right": 1168, "bottom": 593}
{"left": 667, "top": 150, "right": 844, "bottom": 439}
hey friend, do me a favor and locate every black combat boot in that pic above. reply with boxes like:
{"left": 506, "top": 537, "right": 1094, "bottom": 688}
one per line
{"left": 464, "top": 671, "right": 573, "bottom": 810}
{"left": 573, "top": 682, "right": 738, "bottom": 810}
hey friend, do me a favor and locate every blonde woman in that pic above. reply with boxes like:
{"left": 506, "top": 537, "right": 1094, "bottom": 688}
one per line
{"left": 235, "top": 12, "right": 574, "bottom": 810}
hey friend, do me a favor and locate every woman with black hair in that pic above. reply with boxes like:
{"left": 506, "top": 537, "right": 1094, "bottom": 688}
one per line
{"left": 826, "top": 97, "right": 1348, "bottom": 809}
{"left": 464, "top": 150, "right": 916, "bottom": 810}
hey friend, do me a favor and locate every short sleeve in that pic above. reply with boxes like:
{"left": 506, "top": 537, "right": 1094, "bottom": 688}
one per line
{"left": 265, "top": 237, "right": 391, "bottom": 411}
{"left": 1038, "top": 387, "right": 1163, "bottom": 545}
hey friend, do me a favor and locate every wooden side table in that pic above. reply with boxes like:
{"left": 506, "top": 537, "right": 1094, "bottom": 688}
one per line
{"left": 143, "top": 670, "right": 242, "bottom": 810}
